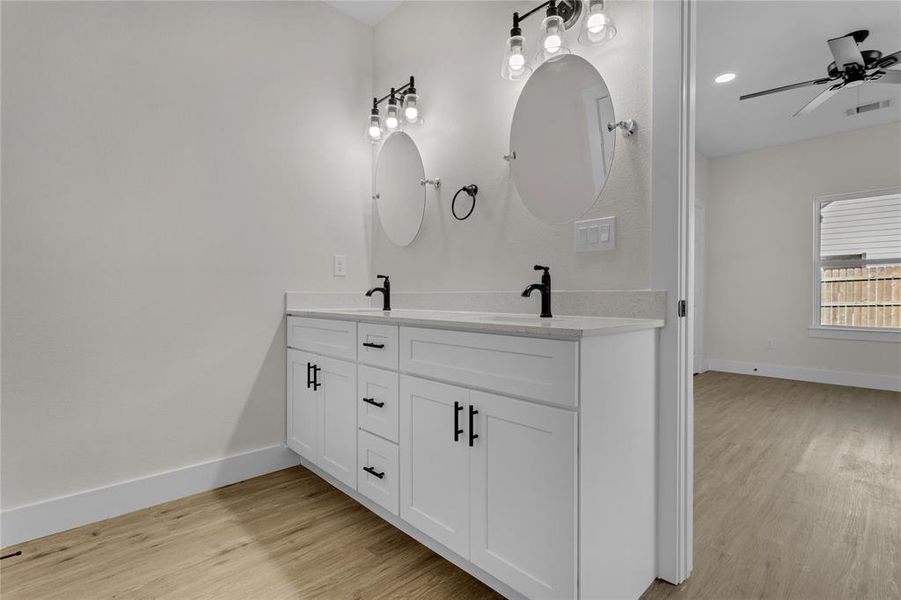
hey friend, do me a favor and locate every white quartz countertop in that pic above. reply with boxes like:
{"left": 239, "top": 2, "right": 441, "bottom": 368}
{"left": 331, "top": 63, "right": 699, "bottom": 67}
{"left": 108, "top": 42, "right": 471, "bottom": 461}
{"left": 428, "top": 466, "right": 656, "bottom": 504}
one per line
{"left": 286, "top": 308, "right": 664, "bottom": 340}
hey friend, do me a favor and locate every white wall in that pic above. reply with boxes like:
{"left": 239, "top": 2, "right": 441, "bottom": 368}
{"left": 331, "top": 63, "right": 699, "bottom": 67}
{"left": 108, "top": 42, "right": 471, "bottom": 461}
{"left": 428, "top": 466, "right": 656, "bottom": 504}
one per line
{"left": 705, "top": 122, "right": 901, "bottom": 380}
{"left": 370, "top": 0, "right": 652, "bottom": 292}
{"left": 1, "top": 1, "right": 372, "bottom": 509}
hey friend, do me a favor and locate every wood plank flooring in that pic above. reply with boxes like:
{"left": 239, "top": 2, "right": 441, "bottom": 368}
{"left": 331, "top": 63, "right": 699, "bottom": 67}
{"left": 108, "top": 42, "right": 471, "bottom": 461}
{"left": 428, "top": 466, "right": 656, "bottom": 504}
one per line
{"left": 0, "top": 466, "right": 501, "bottom": 599}
{"left": 644, "top": 372, "right": 901, "bottom": 600}
{"left": 2, "top": 372, "right": 898, "bottom": 599}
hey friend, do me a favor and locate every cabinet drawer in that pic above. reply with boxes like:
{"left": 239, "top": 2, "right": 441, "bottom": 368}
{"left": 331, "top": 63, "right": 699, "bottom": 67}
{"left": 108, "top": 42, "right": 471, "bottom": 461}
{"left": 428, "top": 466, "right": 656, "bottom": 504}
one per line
{"left": 287, "top": 317, "right": 356, "bottom": 361}
{"left": 358, "top": 323, "right": 398, "bottom": 370}
{"left": 357, "top": 429, "right": 399, "bottom": 516}
{"left": 399, "top": 327, "right": 578, "bottom": 407}
{"left": 358, "top": 365, "right": 399, "bottom": 443}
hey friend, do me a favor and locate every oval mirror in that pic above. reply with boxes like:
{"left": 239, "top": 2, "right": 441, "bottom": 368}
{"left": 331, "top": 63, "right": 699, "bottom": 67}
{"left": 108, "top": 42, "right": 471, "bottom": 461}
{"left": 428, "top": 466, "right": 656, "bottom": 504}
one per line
{"left": 375, "top": 132, "right": 426, "bottom": 247}
{"left": 510, "top": 55, "right": 616, "bottom": 225}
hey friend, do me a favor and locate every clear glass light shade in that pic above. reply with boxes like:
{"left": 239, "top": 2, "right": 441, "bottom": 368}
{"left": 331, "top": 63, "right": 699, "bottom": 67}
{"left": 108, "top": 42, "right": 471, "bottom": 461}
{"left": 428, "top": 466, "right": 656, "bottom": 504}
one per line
{"left": 536, "top": 14, "right": 571, "bottom": 63}
{"left": 501, "top": 35, "right": 532, "bottom": 80}
{"left": 384, "top": 102, "right": 400, "bottom": 131}
{"left": 403, "top": 93, "right": 420, "bottom": 124}
{"left": 578, "top": 2, "right": 617, "bottom": 46}
{"left": 367, "top": 114, "right": 383, "bottom": 143}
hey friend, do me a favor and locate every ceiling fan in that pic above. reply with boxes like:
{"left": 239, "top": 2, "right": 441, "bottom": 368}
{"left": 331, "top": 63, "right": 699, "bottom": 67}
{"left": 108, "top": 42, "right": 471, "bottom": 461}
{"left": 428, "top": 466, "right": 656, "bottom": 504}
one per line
{"left": 740, "top": 30, "right": 901, "bottom": 116}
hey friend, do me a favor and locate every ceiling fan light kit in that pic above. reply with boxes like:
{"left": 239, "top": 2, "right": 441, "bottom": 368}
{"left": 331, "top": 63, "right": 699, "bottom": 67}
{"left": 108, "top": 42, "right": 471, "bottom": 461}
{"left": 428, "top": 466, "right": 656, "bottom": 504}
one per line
{"left": 739, "top": 29, "right": 901, "bottom": 116}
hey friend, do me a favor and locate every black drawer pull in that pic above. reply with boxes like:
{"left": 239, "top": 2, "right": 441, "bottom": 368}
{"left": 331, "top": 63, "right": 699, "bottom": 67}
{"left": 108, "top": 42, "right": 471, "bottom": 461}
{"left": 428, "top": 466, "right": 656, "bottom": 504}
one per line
{"left": 469, "top": 405, "right": 479, "bottom": 447}
{"left": 362, "top": 342, "right": 385, "bottom": 349}
{"left": 454, "top": 400, "right": 464, "bottom": 442}
{"left": 363, "top": 466, "right": 385, "bottom": 479}
{"left": 312, "top": 365, "right": 321, "bottom": 390}
{"left": 362, "top": 397, "right": 385, "bottom": 408}
{"left": 306, "top": 362, "right": 314, "bottom": 389}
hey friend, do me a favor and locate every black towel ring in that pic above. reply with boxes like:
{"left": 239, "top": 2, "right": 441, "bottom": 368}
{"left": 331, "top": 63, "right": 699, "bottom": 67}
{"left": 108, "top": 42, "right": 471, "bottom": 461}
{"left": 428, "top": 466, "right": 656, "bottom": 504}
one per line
{"left": 452, "top": 184, "right": 479, "bottom": 221}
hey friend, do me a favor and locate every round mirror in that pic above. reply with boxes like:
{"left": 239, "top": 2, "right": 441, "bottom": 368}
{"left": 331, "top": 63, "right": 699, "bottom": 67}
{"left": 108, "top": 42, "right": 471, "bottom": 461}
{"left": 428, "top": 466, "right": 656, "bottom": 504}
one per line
{"left": 375, "top": 132, "right": 426, "bottom": 247}
{"left": 510, "top": 55, "right": 616, "bottom": 225}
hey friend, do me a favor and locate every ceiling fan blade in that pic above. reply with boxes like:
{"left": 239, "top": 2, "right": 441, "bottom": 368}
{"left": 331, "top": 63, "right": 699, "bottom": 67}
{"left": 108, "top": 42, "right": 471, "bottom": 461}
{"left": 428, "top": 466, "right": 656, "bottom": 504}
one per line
{"left": 793, "top": 83, "right": 844, "bottom": 117}
{"left": 828, "top": 34, "right": 865, "bottom": 69}
{"left": 871, "top": 69, "right": 901, "bottom": 84}
{"left": 876, "top": 50, "right": 901, "bottom": 69}
{"left": 740, "top": 77, "right": 832, "bottom": 100}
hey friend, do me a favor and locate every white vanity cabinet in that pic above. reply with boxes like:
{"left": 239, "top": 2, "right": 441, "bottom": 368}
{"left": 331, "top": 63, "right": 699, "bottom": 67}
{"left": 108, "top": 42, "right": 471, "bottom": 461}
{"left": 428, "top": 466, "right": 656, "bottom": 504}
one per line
{"left": 469, "top": 390, "right": 576, "bottom": 600}
{"left": 399, "top": 376, "right": 471, "bottom": 557}
{"left": 286, "top": 322, "right": 358, "bottom": 489}
{"left": 287, "top": 348, "right": 318, "bottom": 460}
{"left": 286, "top": 312, "right": 660, "bottom": 600}
{"left": 400, "top": 376, "right": 576, "bottom": 599}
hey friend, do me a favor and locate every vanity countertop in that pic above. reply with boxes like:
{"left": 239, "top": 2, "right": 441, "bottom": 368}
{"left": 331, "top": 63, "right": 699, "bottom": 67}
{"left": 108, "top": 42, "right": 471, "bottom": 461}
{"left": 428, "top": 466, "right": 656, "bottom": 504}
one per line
{"left": 286, "top": 308, "right": 664, "bottom": 340}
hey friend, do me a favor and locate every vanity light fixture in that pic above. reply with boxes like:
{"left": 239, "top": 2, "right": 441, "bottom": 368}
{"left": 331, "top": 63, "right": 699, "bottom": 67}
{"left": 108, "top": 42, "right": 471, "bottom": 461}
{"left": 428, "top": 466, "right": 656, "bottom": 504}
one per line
{"left": 536, "top": 1, "right": 572, "bottom": 63}
{"left": 502, "top": 0, "right": 617, "bottom": 80}
{"left": 501, "top": 18, "right": 532, "bottom": 80}
{"left": 578, "top": 0, "right": 617, "bottom": 46}
{"left": 366, "top": 76, "right": 421, "bottom": 143}
{"left": 367, "top": 99, "right": 383, "bottom": 143}
{"left": 715, "top": 72, "right": 736, "bottom": 84}
{"left": 402, "top": 80, "right": 420, "bottom": 123}
{"left": 384, "top": 89, "right": 401, "bottom": 132}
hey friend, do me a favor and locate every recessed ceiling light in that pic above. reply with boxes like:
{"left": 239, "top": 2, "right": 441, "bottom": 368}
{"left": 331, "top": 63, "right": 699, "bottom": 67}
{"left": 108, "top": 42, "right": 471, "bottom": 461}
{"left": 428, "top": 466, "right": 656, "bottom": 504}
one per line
{"left": 715, "top": 72, "right": 736, "bottom": 84}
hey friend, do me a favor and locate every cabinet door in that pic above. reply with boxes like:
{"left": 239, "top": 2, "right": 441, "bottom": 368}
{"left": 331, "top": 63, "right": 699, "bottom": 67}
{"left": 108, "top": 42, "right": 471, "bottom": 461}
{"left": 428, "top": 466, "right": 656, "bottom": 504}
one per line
{"left": 287, "top": 348, "right": 318, "bottom": 461}
{"left": 469, "top": 391, "right": 576, "bottom": 600}
{"left": 316, "top": 355, "right": 358, "bottom": 489}
{"left": 399, "top": 375, "right": 470, "bottom": 558}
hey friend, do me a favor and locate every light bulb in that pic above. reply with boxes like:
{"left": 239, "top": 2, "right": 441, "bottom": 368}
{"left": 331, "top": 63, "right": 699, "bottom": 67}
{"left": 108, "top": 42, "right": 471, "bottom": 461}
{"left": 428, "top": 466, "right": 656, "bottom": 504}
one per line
{"left": 367, "top": 110, "right": 382, "bottom": 142}
{"left": 587, "top": 12, "right": 607, "bottom": 33}
{"left": 502, "top": 33, "right": 532, "bottom": 80}
{"left": 536, "top": 14, "right": 570, "bottom": 63}
{"left": 385, "top": 101, "right": 400, "bottom": 131}
{"left": 403, "top": 93, "right": 419, "bottom": 123}
{"left": 579, "top": 0, "right": 617, "bottom": 47}
{"left": 544, "top": 33, "right": 562, "bottom": 53}
{"left": 366, "top": 98, "right": 383, "bottom": 143}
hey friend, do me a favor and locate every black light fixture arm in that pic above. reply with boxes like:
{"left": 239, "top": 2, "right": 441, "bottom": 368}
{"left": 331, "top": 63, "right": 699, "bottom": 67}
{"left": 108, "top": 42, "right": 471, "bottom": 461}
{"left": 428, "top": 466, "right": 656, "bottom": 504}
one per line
{"left": 510, "top": 0, "right": 559, "bottom": 35}
{"left": 373, "top": 76, "right": 416, "bottom": 108}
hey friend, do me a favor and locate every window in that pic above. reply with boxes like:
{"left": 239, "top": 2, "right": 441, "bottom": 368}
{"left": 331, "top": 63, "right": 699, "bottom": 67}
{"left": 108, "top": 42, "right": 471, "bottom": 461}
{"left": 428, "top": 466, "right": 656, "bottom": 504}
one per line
{"left": 813, "top": 188, "right": 901, "bottom": 340}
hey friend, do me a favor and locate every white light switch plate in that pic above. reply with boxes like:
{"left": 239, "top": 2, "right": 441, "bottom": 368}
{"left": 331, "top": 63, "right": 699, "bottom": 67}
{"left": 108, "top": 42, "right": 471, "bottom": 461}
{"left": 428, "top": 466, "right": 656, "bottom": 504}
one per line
{"left": 333, "top": 254, "right": 346, "bottom": 277}
{"left": 574, "top": 216, "right": 615, "bottom": 252}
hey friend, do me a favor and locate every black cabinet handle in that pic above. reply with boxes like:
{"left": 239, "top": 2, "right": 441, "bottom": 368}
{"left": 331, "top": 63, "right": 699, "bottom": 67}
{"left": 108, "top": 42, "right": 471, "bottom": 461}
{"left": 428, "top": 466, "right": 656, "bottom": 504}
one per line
{"left": 468, "top": 405, "right": 479, "bottom": 447}
{"left": 362, "top": 397, "right": 385, "bottom": 408}
{"left": 362, "top": 342, "right": 385, "bottom": 349}
{"left": 363, "top": 466, "right": 385, "bottom": 479}
{"left": 454, "top": 401, "right": 464, "bottom": 442}
{"left": 306, "top": 362, "right": 314, "bottom": 389}
{"left": 312, "top": 365, "right": 321, "bottom": 390}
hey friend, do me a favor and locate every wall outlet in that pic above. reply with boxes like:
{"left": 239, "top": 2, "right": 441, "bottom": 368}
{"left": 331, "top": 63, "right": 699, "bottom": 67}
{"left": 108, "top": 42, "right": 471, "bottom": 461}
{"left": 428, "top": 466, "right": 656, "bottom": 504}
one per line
{"left": 333, "top": 254, "right": 346, "bottom": 277}
{"left": 574, "top": 216, "right": 615, "bottom": 252}
{"left": 766, "top": 338, "right": 775, "bottom": 350}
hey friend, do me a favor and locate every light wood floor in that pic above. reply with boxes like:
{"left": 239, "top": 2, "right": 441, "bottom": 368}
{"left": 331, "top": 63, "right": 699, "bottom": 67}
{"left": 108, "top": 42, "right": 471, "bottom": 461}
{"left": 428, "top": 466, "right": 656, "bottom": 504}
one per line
{"left": 2, "top": 372, "right": 898, "bottom": 599}
{"left": 644, "top": 372, "right": 901, "bottom": 600}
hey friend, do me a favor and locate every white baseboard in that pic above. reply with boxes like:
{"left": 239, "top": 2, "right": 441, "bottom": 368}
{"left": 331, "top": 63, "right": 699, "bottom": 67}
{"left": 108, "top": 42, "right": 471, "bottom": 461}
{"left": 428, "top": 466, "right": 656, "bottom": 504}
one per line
{"left": 1, "top": 444, "right": 300, "bottom": 548}
{"left": 706, "top": 359, "right": 901, "bottom": 392}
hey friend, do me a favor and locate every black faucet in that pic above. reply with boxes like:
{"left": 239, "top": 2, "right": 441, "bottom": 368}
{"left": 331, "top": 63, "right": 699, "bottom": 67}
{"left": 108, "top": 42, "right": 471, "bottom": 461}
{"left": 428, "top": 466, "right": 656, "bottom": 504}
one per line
{"left": 521, "top": 265, "right": 552, "bottom": 318}
{"left": 365, "top": 274, "right": 391, "bottom": 311}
